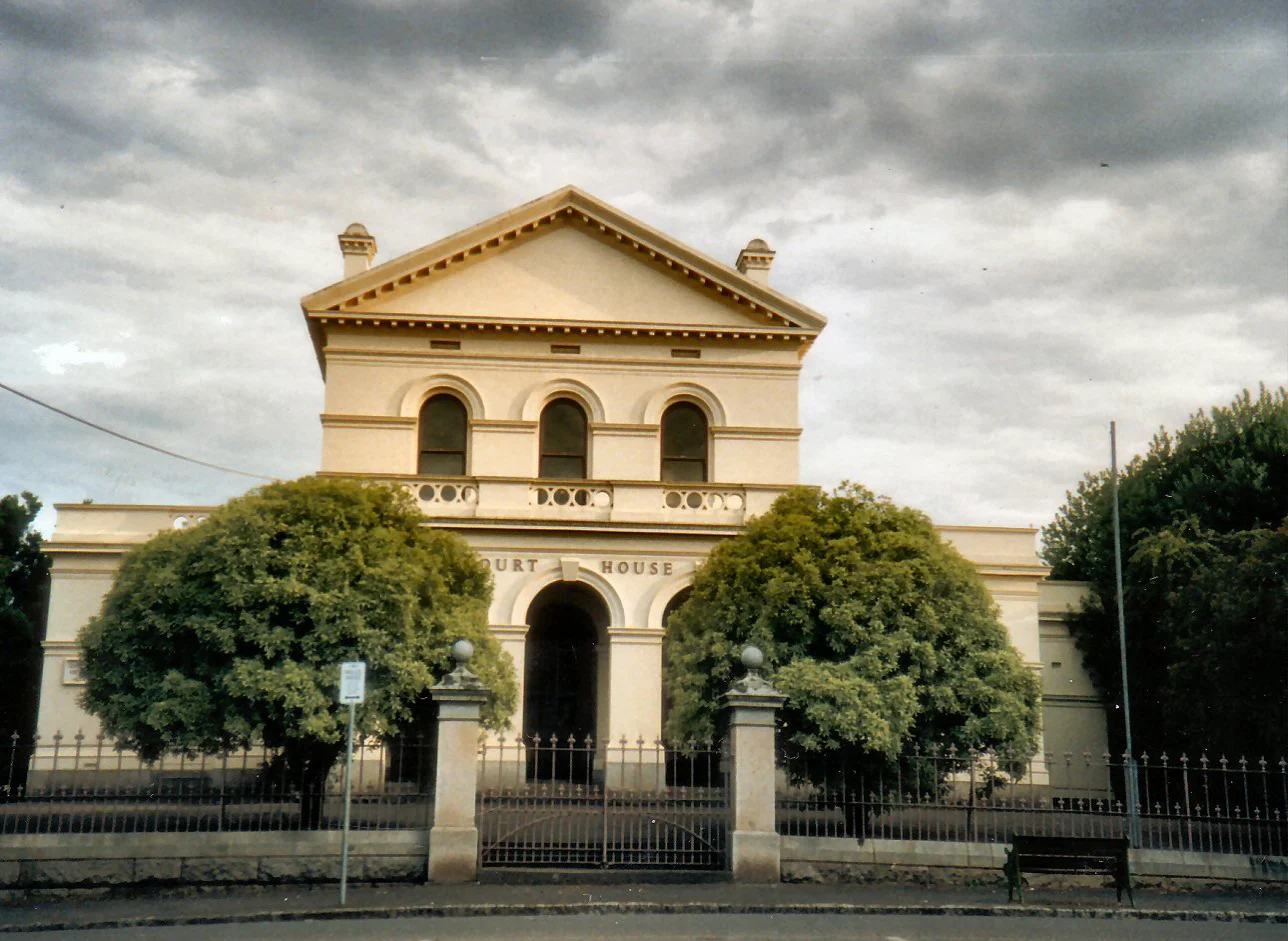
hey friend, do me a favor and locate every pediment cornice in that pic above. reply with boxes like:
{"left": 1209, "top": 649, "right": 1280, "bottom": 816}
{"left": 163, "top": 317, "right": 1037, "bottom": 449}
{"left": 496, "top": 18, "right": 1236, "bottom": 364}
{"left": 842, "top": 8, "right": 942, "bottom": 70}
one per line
{"left": 306, "top": 310, "right": 813, "bottom": 344}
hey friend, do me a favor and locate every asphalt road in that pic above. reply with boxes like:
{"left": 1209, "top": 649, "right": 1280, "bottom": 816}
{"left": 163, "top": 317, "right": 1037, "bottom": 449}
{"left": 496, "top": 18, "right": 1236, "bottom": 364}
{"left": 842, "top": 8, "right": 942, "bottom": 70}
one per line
{"left": 11, "top": 914, "right": 1285, "bottom": 940}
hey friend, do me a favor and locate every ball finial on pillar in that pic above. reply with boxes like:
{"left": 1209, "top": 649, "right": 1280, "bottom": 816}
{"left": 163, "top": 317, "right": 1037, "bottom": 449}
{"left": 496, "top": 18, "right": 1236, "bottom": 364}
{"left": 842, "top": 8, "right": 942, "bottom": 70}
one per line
{"left": 728, "top": 645, "right": 777, "bottom": 696}
{"left": 452, "top": 639, "right": 474, "bottom": 665}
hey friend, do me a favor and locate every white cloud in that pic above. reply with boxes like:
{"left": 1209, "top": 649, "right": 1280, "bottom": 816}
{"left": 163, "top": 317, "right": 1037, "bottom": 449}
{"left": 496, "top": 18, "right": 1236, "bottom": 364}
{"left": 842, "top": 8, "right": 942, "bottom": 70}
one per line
{"left": 33, "top": 342, "right": 127, "bottom": 376}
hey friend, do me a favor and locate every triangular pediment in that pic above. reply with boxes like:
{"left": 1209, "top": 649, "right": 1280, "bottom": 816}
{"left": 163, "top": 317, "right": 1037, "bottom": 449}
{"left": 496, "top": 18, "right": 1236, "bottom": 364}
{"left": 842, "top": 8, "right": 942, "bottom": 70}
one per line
{"left": 343, "top": 225, "right": 783, "bottom": 329}
{"left": 301, "top": 186, "right": 827, "bottom": 335}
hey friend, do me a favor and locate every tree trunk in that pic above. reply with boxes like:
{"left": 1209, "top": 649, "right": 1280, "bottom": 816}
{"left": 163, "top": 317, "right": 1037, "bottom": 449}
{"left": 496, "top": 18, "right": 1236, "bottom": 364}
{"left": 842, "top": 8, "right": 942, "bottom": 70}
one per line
{"left": 284, "top": 741, "right": 342, "bottom": 830}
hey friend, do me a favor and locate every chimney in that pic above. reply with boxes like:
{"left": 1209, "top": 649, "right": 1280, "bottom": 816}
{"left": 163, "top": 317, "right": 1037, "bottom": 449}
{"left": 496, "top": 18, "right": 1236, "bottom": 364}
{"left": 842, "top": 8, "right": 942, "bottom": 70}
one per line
{"left": 735, "top": 238, "right": 775, "bottom": 286}
{"left": 338, "top": 223, "right": 377, "bottom": 279}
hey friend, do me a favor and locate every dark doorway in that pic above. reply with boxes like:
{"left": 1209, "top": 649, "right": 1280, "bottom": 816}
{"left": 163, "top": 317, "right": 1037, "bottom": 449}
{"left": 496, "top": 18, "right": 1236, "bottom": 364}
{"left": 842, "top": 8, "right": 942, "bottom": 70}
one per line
{"left": 524, "top": 582, "right": 606, "bottom": 780}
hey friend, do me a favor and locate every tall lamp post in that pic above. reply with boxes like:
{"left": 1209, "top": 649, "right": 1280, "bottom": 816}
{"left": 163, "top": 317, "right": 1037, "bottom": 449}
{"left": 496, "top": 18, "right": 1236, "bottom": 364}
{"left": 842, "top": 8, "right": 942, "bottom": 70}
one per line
{"left": 1110, "top": 421, "right": 1142, "bottom": 847}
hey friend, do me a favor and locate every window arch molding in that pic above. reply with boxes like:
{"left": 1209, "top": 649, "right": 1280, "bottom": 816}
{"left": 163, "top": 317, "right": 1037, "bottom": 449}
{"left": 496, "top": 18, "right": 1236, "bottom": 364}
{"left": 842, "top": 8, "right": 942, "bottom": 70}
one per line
{"left": 640, "top": 382, "right": 726, "bottom": 427}
{"left": 399, "top": 375, "right": 486, "bottom": 420}
{"left": 520, "top": 379, "right": 606, "bottom": 424}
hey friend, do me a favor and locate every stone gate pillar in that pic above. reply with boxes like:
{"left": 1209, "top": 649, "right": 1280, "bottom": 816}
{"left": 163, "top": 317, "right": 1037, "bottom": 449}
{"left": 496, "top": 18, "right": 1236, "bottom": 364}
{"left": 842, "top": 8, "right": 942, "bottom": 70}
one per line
{"left": 427, "top": 640, "right": 490, "bottom": 883}
{"left": 725, "top": 646, "right": 786, "bottom": 883}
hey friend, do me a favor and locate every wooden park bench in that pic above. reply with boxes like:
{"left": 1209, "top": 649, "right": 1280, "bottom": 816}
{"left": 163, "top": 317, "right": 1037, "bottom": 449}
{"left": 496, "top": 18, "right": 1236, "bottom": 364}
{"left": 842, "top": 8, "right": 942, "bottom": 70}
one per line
{"left": 1003, "top": 834, "right": 1133, "bottom": 906}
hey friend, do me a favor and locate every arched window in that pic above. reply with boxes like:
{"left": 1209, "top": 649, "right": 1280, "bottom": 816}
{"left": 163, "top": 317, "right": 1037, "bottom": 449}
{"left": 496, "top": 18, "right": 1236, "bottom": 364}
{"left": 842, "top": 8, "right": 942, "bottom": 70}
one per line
{"left": 539, "top": 398, "right": 588, "bottom": 479}
{"left": 660, "top": 402, "right": 708, "bottom": 482}
{"left": 418, "top": 394, "right": 468, "bottom": 476}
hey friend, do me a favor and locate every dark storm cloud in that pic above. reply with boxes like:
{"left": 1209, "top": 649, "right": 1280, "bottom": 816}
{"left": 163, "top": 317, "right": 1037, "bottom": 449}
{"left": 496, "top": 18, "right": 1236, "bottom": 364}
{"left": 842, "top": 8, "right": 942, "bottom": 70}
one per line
{"left": 1, "top": 0, "right": 609, "bottom": 198}
{"left": 161, "top": 0, "right": 611, "bottom": 65}
{"left": 493, "top": 1, "right": 1283, "bottom": 213}
{"left": 7, "top": 1, "right": 1281, "bottom": 205}
{"left": 0, "top": 0, "right": 613, "bottom": 69}
{"left": 0, "top": 1, "right": 117, "bottom": 55}
{"left": 668, "top": 9, "right": 1284, "bottom": 198}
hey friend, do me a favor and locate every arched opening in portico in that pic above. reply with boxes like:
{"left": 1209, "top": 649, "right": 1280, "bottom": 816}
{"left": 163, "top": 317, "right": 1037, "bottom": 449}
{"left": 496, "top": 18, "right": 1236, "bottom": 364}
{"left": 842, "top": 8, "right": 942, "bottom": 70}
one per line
{"left": 523, "top": 581, "right": 609, "bottom": 780}
{"left": 660, "top": 587, "right": 693, "bottom": 739}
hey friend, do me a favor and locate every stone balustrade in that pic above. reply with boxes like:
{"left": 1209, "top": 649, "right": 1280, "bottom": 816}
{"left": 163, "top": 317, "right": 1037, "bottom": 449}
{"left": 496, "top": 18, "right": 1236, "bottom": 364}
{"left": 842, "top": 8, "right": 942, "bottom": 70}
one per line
{"left": 661, "top": 487, "right": 746, "bottom": 512}
{"left": 362, "top": 476, "right": 774, "bottom": 525}
{"left": 529, "top": 483, "right": 614, "bottom": 510}
{"left": 412, "top": 481, "right": 479, "bottom": 506}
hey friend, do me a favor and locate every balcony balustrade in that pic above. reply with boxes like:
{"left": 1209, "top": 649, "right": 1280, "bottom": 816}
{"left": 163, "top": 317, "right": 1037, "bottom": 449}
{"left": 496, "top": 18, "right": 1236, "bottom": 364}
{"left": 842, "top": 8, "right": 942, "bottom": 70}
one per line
{"left": 530, "top": 483, "right": 613, "bottom": 509}
{"left": 415, "top": 481, "right": 479, "bottom": 507}
{"left": 661, "top": 488, "right": 745, "bottom": 512}
{"left": 370, "top": 476, "right": 770, "bottom": 526}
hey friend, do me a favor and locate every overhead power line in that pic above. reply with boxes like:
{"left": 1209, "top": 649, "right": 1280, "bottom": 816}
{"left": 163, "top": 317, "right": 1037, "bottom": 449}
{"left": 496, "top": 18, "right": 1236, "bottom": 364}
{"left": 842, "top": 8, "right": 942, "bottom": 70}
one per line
{"left": 1, "top": 381, "right": 276, "bottom": 482}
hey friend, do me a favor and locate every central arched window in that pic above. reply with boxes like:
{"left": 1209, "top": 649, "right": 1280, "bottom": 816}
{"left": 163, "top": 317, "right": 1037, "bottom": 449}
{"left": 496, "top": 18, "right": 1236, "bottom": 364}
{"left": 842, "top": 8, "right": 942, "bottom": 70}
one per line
{"left": 539, "top": 398, "right": 588, "bottom": 479}
{"left": 660, "top": 402, "right": 708, "bottom": 482}
{"left": 418, "top": 394, "right": 468, "bottom": 476}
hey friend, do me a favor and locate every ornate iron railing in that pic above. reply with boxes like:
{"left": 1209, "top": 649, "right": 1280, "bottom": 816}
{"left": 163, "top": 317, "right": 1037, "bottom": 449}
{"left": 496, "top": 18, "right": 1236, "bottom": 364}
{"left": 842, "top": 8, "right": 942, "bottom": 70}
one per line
{"left": 1, "top": 731, "right": 435, "bottom": 834}
{"left": 777, "top": 745, "right": 1288, "bottom": 858}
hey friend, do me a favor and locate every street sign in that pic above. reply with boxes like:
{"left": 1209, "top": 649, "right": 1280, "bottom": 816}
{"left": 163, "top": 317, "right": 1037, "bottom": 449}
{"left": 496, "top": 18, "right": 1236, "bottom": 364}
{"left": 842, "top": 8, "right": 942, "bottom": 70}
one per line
{"left": 337, "top": 659, "right": 367, "bottom": 906}
{"left": 339, "top": 661, "right": 366, "bottom": 704}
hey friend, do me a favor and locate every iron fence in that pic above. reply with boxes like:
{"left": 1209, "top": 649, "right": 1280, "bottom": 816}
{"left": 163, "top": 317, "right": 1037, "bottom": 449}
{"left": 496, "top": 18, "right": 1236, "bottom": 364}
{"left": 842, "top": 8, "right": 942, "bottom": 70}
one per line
{"left": 477, "top": 735, "right": 729, "bottom": 869}
{"left": 776, "top": 746, "right": 1287, "bottom": 858}
{"left": 1, "top": 731, "right": 435, "bottom": 835}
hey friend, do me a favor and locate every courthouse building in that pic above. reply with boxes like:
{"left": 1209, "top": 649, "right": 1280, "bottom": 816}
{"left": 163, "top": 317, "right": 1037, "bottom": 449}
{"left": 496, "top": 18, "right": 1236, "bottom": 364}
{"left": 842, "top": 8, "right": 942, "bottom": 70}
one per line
{"left": 34, "top": 186, "right": 1108, "bottom": 779}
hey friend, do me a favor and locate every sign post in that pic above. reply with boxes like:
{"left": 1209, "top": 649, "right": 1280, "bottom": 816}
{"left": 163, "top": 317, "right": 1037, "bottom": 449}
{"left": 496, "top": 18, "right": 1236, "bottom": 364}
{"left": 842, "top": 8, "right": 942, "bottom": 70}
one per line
{"left": 337, "top": 661, "right": 366, "bottom": 906}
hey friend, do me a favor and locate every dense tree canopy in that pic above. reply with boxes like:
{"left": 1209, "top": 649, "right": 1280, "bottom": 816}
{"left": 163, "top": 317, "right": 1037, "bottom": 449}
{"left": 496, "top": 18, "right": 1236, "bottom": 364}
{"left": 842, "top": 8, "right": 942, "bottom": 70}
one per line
{"left": 1, "top": 492, "right": 49, "bottom": 737}
{"left": 664, "top": 484, "right": 1040, "bottom": 808}
{"left": 1042, "top": 386, "right": 1287, "bottom": 759}
{"left": 80, "top": 476, "right": 516, "bottom": 810}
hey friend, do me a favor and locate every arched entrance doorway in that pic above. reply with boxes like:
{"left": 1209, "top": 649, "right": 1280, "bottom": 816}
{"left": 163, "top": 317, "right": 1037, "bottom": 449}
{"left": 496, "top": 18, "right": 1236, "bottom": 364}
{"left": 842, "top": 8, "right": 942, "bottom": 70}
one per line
{"left": 479, "top": 581, "right": 729, "bottom": 870}
{"left": 523, "top": 581, "right": 609, "bottom": 779}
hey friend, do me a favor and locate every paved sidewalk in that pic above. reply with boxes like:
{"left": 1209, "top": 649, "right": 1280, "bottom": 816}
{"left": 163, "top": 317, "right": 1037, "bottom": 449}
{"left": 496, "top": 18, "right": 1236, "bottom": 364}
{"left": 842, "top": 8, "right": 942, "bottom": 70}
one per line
{"left": 2, "top": 880, "right": 1287, "bottom": 933}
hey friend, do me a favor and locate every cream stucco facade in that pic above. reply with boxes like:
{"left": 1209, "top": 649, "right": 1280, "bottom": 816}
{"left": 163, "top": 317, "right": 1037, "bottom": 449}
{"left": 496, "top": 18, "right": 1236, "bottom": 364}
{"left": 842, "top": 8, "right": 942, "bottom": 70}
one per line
{"left": 34, "top": 186, "right": 1107, "bottom": 788}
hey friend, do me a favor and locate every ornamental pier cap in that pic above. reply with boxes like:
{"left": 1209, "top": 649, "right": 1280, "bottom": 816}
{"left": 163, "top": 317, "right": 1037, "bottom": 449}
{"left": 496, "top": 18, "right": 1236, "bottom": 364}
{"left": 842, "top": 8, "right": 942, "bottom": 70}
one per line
{"left": 735, "top": 238, "right": 775, "bottom": 286}
{"left": 433, "top": 638, "right": 485, "bottom": 692}
{"left": 338, "top": 222, "right": 377, "bottom": 278}
{"left": 727, "top": 645, "right": 783, "bottom": 700}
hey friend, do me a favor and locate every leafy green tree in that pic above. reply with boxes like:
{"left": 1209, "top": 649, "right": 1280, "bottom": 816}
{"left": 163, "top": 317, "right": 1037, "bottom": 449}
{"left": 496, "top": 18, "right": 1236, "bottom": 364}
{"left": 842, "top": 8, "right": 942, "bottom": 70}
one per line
{"left": 1, "top": 492, "right": 50, "bottom": 738}
{"left": 79, "top": 476, "right": 516, "bottom": 824}
{"left": 1042, "top": 386, "right": 1288, "bottom": 760}
{"left": 664, "top": 484, "right": 1040, "bottom": 831}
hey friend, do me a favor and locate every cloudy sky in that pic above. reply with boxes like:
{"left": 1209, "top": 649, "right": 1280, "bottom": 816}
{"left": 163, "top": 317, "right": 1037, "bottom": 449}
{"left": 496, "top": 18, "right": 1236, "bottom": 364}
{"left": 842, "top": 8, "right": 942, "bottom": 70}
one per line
{"left": 2, "top": 0, "right": 1285, "bottom": 540}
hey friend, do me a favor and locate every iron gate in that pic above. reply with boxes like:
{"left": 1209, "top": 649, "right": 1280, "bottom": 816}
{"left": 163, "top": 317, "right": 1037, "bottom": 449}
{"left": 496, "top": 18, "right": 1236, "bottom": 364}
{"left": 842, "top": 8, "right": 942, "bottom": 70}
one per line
{"left": 477, "top": 735, "right": 729, "bottom": 869}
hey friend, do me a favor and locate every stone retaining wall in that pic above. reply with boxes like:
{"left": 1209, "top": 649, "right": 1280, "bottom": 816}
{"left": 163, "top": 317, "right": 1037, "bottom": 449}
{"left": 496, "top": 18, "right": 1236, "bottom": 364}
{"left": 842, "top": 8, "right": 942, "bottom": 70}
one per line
{"left": 781, "top": 836, "right": 1288, "bottom": 888}
{"left": 3, "top": 831, "right": 1284, "bottom": 893}
{"left": 0, "top": 830, "right": 426, "bottom": 891}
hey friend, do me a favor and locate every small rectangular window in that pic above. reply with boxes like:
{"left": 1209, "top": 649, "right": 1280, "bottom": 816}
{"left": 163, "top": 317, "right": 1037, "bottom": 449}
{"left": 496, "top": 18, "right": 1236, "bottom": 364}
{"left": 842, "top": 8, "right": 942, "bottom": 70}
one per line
{"left": 430, "top": 339, "right": 461, "bottom": 350}
{"left": 550, "top": 344, "right": 581, "bottom": 355}
{"left": 671, "top": 348, "right": 701, "bottom": 359}
{"left": 1050, "top": 661, "right": 1063, "bottom": 669}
